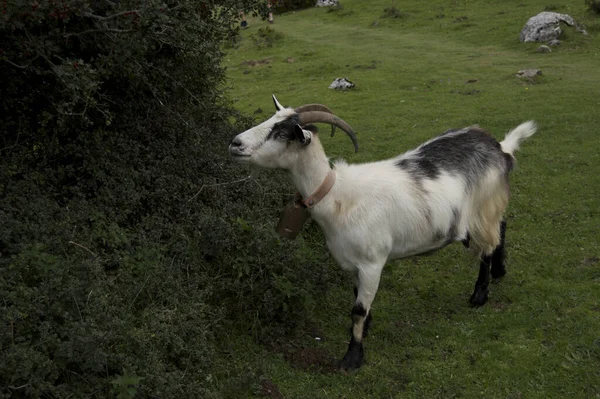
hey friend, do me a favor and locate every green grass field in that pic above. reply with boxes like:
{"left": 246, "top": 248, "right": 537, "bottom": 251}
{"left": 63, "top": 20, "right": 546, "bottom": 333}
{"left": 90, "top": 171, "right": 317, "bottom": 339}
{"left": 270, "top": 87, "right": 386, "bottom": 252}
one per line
{"left": 221, "top": 1, "right": 600, "bottom": 397}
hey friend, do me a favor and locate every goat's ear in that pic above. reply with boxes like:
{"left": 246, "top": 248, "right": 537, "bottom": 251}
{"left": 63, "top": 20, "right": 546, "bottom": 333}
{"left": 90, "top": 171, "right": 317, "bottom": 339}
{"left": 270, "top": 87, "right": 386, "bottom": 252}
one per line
{"left": 294, "top": 124, "right": 312, "bottom": 146}
{"left": 272, "top": 95, "right": 284, "bottom": 111}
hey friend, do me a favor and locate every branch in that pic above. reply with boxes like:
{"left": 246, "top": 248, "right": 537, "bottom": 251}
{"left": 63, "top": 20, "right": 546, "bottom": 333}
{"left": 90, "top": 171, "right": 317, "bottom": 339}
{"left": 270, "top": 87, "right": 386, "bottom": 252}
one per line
{"left": 1, "top": 58, "right": 29, "bottom": 69}
{"left": 83, "top": 10, "right": 140, "bottom": 20}
{"left": 128, "top": 273, "right": 152, "bottom": 310}
{"left": 64, "top": 28, "right": 132, "bottom": 38}
{"left": 187, "top": 175, "right": 253, "bottom": 203}
{"left": 68, "top": 241, "right": 98, "bottom": 258}
{"left": 9, "top": 383, "right": 31, "bottom": 390}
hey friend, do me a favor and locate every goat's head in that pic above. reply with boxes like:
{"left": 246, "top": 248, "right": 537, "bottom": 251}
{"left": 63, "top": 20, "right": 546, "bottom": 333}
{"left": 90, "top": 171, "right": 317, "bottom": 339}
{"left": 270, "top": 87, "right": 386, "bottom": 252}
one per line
{"left": 229, "top": 95, "right": 358, "bottom": 169}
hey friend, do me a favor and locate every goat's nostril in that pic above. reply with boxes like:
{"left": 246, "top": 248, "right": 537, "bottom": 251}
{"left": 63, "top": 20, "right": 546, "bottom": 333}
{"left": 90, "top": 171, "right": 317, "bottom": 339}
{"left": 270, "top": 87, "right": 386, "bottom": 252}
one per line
{"left": 231, "top": 137, "right": 243, "bottom": 147}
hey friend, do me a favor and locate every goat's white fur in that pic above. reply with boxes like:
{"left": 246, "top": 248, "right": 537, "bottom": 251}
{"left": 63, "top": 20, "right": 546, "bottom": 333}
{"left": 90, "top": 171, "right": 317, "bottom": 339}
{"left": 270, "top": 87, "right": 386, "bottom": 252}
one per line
{"left": 229, "top": 98, "right": 536, "bottom": 369}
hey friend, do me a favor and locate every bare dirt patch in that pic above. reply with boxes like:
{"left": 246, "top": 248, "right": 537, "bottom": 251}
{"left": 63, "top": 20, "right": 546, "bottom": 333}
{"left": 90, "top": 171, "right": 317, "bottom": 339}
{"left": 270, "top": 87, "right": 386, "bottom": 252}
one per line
{"left": 265, "top": 324, "right": 338, "bottom": 373}
{"left": 283, "top": 346, "right": 338, "bottom": 373}
{"left": 259, "top": 379, "right": 284, "bottom": 399}
{"left": 241, "top": 57, "right": 273, "bottom": 67}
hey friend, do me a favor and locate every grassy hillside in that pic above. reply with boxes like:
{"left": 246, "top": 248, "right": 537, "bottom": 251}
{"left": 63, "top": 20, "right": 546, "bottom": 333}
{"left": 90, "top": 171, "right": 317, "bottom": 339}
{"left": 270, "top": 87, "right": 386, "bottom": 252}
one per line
{"left": 221, "top": 0, "right": 600, "bottom": 397}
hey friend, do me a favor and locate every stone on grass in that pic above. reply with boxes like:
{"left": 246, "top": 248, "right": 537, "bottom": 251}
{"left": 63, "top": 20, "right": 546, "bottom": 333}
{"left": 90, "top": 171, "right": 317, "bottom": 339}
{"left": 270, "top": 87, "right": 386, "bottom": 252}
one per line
{"left": 329, "top": 77, "right": 355, "bottom": 90}
{"left": 316, "top": 0, "right": 339, "bottom": 7}
{"left": 537, "top": 45, "right": 552, "bottom": 53}
{"left": 548, "top": 39, "right": 561, "bottom": 46}
{"left": 516, "top": 69, "right": 542, "bottom": 79}
{"left": 519, "top": 12, "right": 587, "bottom": 43}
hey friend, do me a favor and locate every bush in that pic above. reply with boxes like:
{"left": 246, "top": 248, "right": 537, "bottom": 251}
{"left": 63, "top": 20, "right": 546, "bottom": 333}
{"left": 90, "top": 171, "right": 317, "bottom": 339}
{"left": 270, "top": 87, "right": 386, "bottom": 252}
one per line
{"left": 0, "top": 0, "right": 340, "bottom": 396}
{"left": 382, "top": 1, "right": 404, "bottom": 18}
{"left": 273, "top": 0, "right": 316, "bottom": 13}
{"left": 585, "top": 0, "right": 600, "bottom": 13}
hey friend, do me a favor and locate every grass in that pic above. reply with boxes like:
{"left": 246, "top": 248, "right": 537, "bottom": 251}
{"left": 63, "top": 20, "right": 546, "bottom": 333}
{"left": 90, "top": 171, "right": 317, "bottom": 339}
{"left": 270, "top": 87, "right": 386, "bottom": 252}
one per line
{"left": 220, "top": 0, "right": 600, "bottom": 397}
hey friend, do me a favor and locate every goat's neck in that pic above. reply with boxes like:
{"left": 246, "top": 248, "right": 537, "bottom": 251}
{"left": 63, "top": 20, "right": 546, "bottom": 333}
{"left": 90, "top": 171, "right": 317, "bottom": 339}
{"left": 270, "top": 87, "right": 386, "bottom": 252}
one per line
{"left": 289, "top": 141, "right": 331, "bottom": 200}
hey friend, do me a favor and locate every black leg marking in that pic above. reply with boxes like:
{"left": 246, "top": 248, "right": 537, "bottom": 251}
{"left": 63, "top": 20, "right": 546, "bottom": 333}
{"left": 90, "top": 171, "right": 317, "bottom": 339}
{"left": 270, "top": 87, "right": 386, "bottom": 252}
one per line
{"left": 353, "top": 284, "right": 372, "bottom": 337}
{"left": 351, "top": 303, "right": 367, "bottom": 319}
{"left": 341, "top": 267, "right": 382, "bottom": 371}
{"left": 340, "top": 303, "right": 367, "bottom": 371}
{"left": 491, "top": 220, "right": 507, "bottom": 281}
{"left": 469, "top": 254, "right": 491, "bottom": 307}
{"left": 340, "top": 335, "right": 364, "bottom": 371}
{"left": 462, "top": 231, "right": 470, "bottom": 248}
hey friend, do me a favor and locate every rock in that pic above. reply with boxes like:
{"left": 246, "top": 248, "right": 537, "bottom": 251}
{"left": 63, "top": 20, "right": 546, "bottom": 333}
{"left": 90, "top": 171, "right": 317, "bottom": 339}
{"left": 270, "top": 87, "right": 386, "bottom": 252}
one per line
{"left": 328, "top": 77, "right": 355, "bottom": 90}
{"left": 516, "top": 69, "right": 542, "bottom": 79}
{"left": 548, "top": 39, "right": 560, "bottom": 46}
{"left": 316, "top": 0, "right": 339, "bottom": 6}
{"left": 519, "top": 12, "right": 586, "bottom": 43}
{"left": 537, "top": 45, "right": 552, "bottom": 53}
{"left": 286, "top": 57, "right": 294, "bottom": 63}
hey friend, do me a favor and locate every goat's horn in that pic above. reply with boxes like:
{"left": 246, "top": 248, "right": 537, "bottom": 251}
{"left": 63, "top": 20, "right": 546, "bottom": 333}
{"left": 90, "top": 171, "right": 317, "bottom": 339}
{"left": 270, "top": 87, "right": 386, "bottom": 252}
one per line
{"left": 295, "top": 104, "right": 333, "bottom": 113}
{"left": 298, "top": 111, "right": 358, "bottom": 153}
{"left": 295, "top": 104, "right": 336, "bottom": 137}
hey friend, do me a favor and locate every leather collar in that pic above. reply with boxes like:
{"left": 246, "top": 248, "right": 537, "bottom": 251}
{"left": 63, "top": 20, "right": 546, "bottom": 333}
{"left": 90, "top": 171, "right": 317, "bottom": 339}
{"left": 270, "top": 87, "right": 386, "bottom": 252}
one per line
{"left": 299, "top": 170, "right": 336, "bottom": 208}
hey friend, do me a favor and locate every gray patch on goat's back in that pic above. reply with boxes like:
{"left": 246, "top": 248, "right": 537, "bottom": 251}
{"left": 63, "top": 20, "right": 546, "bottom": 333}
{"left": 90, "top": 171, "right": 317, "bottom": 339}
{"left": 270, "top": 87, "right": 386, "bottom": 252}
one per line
{"left": 396, "top": 158, "right": 439, "bottom": 180}
{"left": 396, "top": 127, "right": 509, "bottom": 190}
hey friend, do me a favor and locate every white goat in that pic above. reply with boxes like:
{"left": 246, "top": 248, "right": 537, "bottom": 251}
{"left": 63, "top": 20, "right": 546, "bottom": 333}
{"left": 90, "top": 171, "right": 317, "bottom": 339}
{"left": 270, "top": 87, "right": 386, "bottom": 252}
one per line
{"left": 229, "top": 95, "right": 537, "bottom": 370}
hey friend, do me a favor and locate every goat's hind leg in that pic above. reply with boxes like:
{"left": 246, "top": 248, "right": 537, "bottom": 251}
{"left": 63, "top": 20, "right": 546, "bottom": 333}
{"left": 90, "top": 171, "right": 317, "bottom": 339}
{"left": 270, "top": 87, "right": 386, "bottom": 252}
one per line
{"left": 490, "top": 220, "right": 507, "bottom": 282}
{"left": 468, "top": 179, "right": 509, "bottom": 306}
{"left": 471, "top": 219, "right": 508, "bottom": 306}
{"left": 469, "top": 253, "right": 492, "bottom": 306}
{"left": 468, "top": 221, "right": 504, "bottom": 307}
{"left": 341, "top": 264, "right": 383, "bottom": 371}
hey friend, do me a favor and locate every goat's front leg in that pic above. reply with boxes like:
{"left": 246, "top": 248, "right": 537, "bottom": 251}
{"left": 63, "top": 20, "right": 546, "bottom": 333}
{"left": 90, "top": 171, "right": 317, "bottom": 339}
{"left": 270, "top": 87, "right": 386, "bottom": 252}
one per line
{"left": 340, "top": 265, "right": 383, "bottom": 371}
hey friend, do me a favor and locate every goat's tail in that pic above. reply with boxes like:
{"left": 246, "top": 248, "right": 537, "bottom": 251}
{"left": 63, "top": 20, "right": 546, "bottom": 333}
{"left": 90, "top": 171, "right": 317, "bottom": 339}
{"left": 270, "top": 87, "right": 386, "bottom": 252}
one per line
{"left": 500, "top": 121, "right": 537, "bottom": 155}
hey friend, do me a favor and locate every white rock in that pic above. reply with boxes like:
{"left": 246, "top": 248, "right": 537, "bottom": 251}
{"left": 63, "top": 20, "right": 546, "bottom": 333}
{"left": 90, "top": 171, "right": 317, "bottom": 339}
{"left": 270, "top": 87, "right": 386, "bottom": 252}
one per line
{"left": 316, "top": 0, "right": 339, "bottom": 7}
{"left": 328, "top": 77, "right": 355, "bottom": 90}
{"left": 516, "top": 69, "right": 542, "bottom": 79}
{"left": 520, "top": 12, "right": 585, "bottom": 43}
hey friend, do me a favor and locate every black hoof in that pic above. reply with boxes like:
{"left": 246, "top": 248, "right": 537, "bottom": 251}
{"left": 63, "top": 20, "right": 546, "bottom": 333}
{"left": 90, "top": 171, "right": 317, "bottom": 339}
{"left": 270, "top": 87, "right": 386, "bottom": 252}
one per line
{"left": 469, "top": 287, "right": 489, "bottom": 307}
{"left": 340, "top": 342, "right": 364, "bottom": 371}
{"left": 491, "top": 267, "right": 506, "bottom": 282}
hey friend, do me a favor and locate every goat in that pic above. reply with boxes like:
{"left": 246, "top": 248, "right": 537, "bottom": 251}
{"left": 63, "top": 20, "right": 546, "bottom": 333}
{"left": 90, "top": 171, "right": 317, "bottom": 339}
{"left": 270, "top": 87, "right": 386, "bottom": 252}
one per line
{"left": 229, "top": 95, "right": 537, "bottom": 371}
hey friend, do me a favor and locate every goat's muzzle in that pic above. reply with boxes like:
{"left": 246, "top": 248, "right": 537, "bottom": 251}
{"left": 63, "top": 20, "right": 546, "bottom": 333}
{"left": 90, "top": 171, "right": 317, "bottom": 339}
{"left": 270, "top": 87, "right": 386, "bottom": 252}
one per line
{"left": 229, "top": 137, "right": 249, "bottom": 158}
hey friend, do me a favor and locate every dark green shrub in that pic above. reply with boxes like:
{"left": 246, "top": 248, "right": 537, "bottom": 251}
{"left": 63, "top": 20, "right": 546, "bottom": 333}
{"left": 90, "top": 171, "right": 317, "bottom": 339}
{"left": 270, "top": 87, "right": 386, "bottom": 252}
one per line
{"left": 0, "top": 0, "right": 340, "bottom": 396}
{"left": 382, "top": 1, "right": 405, "bottom": 18}
{"left": 585, "top": 0, "right": 600, "bottom": 13}
{"left": 273, "top": 0, "right": 315, "bottom": 13}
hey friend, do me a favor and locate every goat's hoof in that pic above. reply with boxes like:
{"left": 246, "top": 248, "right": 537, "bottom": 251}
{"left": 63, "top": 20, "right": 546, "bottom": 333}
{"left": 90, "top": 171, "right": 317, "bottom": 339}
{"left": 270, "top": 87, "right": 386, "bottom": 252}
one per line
{"left": 469, "top": 289, "right": 489, "bottom": 307}
{"left": 491, "top": 268, "right": 506, "bottom": 282}
{"left": 340, "top": 347, "right": 364, "bottom": 371}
